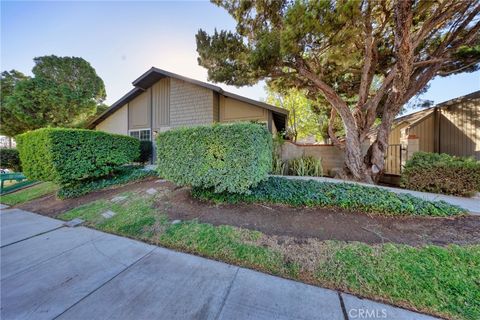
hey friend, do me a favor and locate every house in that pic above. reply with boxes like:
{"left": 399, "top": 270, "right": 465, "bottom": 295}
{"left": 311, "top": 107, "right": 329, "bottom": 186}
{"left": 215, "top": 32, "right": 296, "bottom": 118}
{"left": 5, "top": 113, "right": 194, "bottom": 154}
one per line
{"left": 380, "top": 90, "right": 480, "bottom": 177}
{"left": 389, "top": 91, "right": 479, "bottom": 158}
{"left": 89, "top": 68, "right": 288, "bottom": 144}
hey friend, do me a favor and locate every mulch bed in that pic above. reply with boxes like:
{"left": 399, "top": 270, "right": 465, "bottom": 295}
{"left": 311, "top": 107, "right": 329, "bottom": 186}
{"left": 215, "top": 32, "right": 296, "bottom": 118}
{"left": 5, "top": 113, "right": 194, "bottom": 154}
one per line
{"left": 19, "top": 178, "right": 480, "bottom": 247}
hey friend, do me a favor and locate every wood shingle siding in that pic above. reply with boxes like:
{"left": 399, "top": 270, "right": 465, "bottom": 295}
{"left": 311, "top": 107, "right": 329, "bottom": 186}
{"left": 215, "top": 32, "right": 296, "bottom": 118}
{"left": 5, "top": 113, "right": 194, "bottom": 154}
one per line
{"left": 169, "top": 78, "right": 213, "bottom": 127}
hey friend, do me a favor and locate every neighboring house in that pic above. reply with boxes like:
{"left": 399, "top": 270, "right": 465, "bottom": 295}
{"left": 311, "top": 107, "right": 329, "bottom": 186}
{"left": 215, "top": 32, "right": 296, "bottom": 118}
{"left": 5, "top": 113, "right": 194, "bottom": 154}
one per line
{"left": 390, "top": 91, "right": 480, "bottom": 159}
{"left": 378, "top": 90, "right": 480, "bottom": 176}
{"left": 89, "top": 68, "right": 288, "bottom": 146}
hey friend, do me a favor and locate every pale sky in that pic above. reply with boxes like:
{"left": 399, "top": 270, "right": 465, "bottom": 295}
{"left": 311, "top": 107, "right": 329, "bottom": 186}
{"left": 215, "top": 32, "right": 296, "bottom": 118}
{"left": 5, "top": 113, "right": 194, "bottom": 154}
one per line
{"left": 2, "top": 1, "right": 479, "bottom": 109}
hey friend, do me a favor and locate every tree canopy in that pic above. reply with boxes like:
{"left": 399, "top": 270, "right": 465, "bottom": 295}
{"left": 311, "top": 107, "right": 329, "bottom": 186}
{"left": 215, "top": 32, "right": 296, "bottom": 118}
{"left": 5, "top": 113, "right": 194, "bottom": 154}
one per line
{"left": 1, "top": 55, "right": 106, "bottom": 137}
{"left": 196, "top": 0, "right": 480, "bottom": 182}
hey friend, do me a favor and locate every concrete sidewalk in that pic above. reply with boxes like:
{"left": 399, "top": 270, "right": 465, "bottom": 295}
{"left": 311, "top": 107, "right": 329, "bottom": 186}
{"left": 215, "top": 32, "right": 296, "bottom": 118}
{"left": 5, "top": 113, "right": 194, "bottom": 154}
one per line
{"left": 276, "top": 175, "right": 480, "bottom": 215}
{"left": 1, "top": 208, "right": 438, "bottom": 320}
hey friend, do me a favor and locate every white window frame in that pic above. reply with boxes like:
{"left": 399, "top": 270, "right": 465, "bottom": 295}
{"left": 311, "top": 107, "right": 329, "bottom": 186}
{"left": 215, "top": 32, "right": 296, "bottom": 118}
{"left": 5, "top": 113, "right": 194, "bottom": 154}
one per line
{"left": 128, "top": 128, "right": 152, "bottom": 141}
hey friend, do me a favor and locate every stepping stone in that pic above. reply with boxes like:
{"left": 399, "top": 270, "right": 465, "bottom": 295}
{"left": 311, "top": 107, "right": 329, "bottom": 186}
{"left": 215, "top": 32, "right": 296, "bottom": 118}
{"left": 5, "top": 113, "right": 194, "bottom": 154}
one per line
{"left": 111, "top": 196, "right": 127, "bottom": 203}
{"left": 63, "top": 218, "right": 85, "bottom": 228}
{"left": 0, "top": 204, "right": 9, "bottom": 210}
{"left": 171, "top": 219, "right": 181, "bottom": 225}
{"left": 146, "top": 188, "right": 158, "bottom": 195}
{"left": 101, "top": 210, "right": 117, "bottom": 219}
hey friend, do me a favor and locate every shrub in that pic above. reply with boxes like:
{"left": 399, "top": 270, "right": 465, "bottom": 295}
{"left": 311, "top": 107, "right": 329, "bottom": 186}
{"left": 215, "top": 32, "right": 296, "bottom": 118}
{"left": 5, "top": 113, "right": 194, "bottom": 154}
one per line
{"left": 156, "top": 122, "right": 272, "bottom": 194}
{"left": 401, "top": 152, "right": 480, "bottom": 197}
{"left": 17, "top": 128, "right": 139, "bottom": 186}
{"left": 0, "top": 148, "right": 21, "bottom": 171}
{"left": 286, "top": 156, "right": 323, "bottom": 176}
{"left": 136, "top": 141, "right": 153, "bottom": 164}
{"left": 57, "top": 166, "right": 156, "bottom": 199}
{"left": 192, "top": 176, "right": 466, "bottom": 217}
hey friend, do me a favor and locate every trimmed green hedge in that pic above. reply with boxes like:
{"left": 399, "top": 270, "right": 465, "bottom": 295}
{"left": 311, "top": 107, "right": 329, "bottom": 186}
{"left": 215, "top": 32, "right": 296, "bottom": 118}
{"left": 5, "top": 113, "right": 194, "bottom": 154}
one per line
{"left": 401, "top": 152, "right": 480, "bottom": 197}
{"left": 192, "top": 177, "right": 466, "bottom": 216}
{"left": 0, "top": 148, "right": 21, "bottom": 171}
{"left": 57, "top": 166, "right": 157, "bottom": 199}
{"left": 17, "top": 128, "right": 139, "bottom": 186}
{"left": 156, "top": 122, "right": 272, "bottom": 194}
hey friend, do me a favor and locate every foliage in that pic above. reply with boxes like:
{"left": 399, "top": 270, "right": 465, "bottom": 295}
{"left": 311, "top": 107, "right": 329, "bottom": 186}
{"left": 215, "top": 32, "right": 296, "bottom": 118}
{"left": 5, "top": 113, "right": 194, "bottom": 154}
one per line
{"left": 16, "top": 128, "right": 139, "bottom": 186}
{"left": 402, "top": 152, "right": 480, "bottom": 197}
{"left": 316, "top": 242, "right": 480, "bottom": 320}
{"left": 192, "top": 177, "right": 465, "bottom": 217}
{"left": 0, "top": 182, "right": 58, "bottom": 206}
{"left": 266, "top": 88, "right": 324, "bottom": 142}
{"left": 271, "top": 133, "right": 287, "bottom": 175}
{"left": 136, "top": 141, "right": 153, "bottom": 164}
{"left": 196, "top": 1, "right": 480, "bottom": 182}
{"left": 1, "top": 55, "right": 106, "bottom": 137}
{"left": 57, "top": 166, "right": 157, "bottom": 199}
{"left": 60, "top": 192, "right": 478, "bottom": 319}
{"left": 286, "top": 156, "right": 323, "bottom": 177}
{"left": 0, "top": 148, "right": 21, "bottom": 171}
{"left": 156, "top": 122, "right": 272, "bottom": 194}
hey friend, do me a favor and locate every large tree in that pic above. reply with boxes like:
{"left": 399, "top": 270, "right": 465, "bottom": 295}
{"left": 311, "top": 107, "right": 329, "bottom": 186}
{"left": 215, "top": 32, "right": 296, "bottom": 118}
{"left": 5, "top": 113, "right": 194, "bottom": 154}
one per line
{"left": 196, "top": 0, "right": 480, "bottom": 183}
{"left": 1, "top": 55, "right": 106, "bottom": 137}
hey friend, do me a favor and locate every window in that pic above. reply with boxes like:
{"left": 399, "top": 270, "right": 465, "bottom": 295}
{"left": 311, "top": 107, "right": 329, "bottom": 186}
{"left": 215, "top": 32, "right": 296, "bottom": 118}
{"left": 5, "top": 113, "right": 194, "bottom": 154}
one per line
{"left": 129, "top": 129, "right": 151, "bottom": 141}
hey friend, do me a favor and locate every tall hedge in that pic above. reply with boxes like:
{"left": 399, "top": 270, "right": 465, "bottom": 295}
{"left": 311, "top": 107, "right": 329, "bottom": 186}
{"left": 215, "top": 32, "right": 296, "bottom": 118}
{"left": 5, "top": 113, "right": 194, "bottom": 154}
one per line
{"left": 17, "top": 128, "right": 139, "bottom": 185}
{"left": 401, "top": 152, "right": 480, "bottom": 197}
{"left": 0, "top": 148, "right": 21, "bottom": 172}
{"left": 156, "top": 122, "right": 272, "bottom": 193}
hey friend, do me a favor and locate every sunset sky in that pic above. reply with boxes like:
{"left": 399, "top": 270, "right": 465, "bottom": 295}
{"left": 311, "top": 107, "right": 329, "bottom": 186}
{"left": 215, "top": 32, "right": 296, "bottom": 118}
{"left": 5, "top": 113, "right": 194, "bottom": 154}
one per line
{"left": 2, "top": 1, "right": 479, "bottom": 110}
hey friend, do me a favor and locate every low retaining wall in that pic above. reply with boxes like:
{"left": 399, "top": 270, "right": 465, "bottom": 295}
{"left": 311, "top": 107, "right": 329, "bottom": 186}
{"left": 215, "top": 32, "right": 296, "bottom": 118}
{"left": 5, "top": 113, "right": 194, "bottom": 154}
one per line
{"left": 281, "top": 141, "right": 344, "bottom": 176}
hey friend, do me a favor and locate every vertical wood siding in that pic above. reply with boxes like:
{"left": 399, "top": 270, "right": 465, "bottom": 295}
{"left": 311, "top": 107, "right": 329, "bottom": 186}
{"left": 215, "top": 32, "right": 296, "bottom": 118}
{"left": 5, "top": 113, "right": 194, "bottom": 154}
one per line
{"left": 152, "top": 78, "right": 170, "bottom": 129}
{"left": 409, "top": 113, "right": 435, "bottom": 153}
{"left": 128, "top": 89, "right": 151, "bottom": 130}
{"left": 439, "top": 98, "right": 480, "bottom": 160}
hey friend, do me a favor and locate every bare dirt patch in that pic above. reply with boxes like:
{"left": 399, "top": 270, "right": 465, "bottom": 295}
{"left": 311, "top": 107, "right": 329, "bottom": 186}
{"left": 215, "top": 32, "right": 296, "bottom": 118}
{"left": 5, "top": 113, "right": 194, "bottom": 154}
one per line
{"left": 155, "top": 183, "right": 480, "bottom": 247}
{"left": 23, "top": 178, "right": 480, "bottom": 246}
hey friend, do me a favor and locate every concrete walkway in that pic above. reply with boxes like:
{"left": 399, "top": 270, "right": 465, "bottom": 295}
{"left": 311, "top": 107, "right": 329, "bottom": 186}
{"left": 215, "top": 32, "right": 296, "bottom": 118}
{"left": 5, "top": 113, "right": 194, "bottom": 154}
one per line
{"left": 276, "top": 175, "right": 480, "bottom": 215}
{"left": 1, "top": 208, "right": 439, "bottom": 320}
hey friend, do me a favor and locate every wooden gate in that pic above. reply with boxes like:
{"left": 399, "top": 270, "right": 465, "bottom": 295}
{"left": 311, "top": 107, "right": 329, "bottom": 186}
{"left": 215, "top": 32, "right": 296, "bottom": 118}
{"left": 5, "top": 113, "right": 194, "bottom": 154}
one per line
{"left": 384, "top": 144, "right": 403, "bottom": 175}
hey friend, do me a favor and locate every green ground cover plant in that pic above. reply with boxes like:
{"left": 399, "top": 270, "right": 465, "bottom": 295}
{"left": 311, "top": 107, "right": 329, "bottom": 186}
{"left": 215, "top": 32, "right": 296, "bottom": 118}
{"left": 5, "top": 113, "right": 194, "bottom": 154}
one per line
{"left": 0, "top": 182, "right": 58, "bottom": 205}
{"left": 192, "top": 177, "right": 465, "bottom": 217}
{"left": 402, "top": 152, "right": 480, "bottom": 197}
{"left": 57, "top": 166, "right": 156, "bottom": 199}
{"left": 156, "top": 122, "right": 272, "bottom": 194}
{"left": 60, "top": 192, "right": 479, "bottom": 320}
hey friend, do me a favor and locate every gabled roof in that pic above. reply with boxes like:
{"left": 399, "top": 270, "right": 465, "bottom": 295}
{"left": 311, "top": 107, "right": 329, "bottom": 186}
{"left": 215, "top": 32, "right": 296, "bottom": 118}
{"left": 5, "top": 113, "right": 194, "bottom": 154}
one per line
{"left": 392, "top": 90, "right": 480, "bottom": 127}
{"left": 89, "top": 67, "right": 288, "bottom": 128}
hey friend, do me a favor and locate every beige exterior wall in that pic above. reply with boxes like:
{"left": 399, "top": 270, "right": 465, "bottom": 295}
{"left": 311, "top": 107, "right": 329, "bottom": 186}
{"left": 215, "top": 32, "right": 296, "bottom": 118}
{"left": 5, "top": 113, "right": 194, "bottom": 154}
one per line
{"left": 281, "top": 142, "right": 345, "bottom": 176}
{"left": 152, "top": 78, "right": 170, "bottom": 130}
{"left": 95, "top": 104, "right": 128, "bottom": 135}
{"left": 219, "top": 96, "right": 268, "bottom": 123}
{"left": 213, "top": 92, "right": 220, "bottom": 122}
{"left": 170, "top": 78, "right": 213, "bottom": 127}
{"left": 439, "top": 98, "right": 480, "bottom": 160}
{"left": 128, "top": 88, "right": 151, "bottom": 130}
{"left": 409, "top": 113, "right": 435, "bottom": 153}
{"left": 388, "top": 122, "right": 408, "bottom": 145}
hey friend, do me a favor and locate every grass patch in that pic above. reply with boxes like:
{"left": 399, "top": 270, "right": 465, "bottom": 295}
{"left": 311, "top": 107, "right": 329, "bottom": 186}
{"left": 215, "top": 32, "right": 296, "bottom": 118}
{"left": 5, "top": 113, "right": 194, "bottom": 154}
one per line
{"left": 60, "top": 193, "right": 478, "bottom": 319}
{"left": 0, "top": 182, "right": 58, "bottom": 205}
{"left": 315, "top": 242, "right": 480, "bottom": 320}
{"left": 192, "top": 176, "right": 466, "bottom": 217}
{"left": 57, "top": 166, "right": 157, "bottom": 199}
